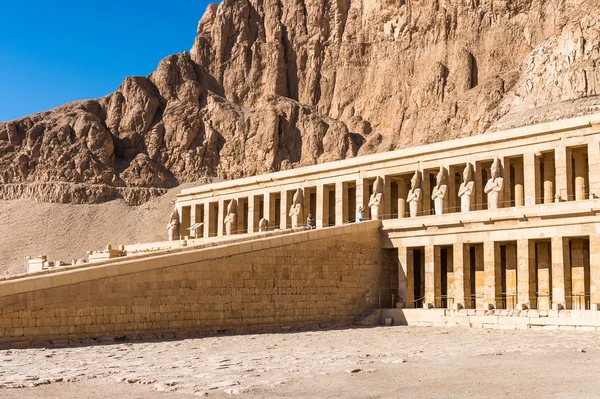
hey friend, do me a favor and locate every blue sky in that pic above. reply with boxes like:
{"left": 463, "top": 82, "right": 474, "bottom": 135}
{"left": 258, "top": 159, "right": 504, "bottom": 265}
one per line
{"left": 0, "top": 1, "right": 214, "bottom": 122}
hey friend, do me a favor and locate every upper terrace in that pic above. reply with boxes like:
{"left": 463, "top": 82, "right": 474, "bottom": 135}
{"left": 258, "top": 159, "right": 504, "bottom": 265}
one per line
{"left": 175, "top": 113, "right": 600, "bottom": 237}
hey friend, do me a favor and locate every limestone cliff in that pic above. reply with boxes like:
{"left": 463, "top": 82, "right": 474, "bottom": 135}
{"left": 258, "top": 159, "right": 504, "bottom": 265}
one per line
{"left": 1, "top": 0, "right": 599, "bottom": 204}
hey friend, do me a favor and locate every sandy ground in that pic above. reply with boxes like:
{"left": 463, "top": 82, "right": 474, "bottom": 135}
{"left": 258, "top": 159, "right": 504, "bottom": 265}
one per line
{"left": 0, "top": 325, "right": 599, "bottom": 398}
{"left": 0, "top": 183, "right": 206, "bottom": 277}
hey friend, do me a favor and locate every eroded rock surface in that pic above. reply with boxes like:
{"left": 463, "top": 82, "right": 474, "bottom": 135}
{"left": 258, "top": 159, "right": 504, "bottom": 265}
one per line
{"left": 1, "top": 0, "right": 599, "bottom": 204}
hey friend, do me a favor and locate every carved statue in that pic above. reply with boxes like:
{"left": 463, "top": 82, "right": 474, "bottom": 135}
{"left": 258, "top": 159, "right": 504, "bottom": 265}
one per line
{"left": 167, "top": 207, "right": 180, "bottom": 241}
{"left": 258, "top": 218, "right": 268, "bottom": 232}
{"left": 484, "top": 157, "right": 504, "bottom": 210}
{"left": 224, "top": 199, "right": 237, "bottom": 235}
{"left": 407, "top": 170, "right": 422, "bottom": 217}
{"left": 458, "top": 163, "right": 475, "bottom": 212}
{"left": 368, "top": 176, "right": 384, "bottom": 220}
{"left": 431, "top": 166, "right": 448, "bottom": 215}
{"left": 289, "top": 188, "right": 304, "bottom": 228}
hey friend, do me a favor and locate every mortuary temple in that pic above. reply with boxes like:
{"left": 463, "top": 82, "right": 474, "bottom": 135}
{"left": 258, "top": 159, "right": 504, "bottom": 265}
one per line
{"left": 4, "top": 113, "right": 600, "bottom": 347}
{"left": 174, "top": 113, "right": 600, "bottom": 312}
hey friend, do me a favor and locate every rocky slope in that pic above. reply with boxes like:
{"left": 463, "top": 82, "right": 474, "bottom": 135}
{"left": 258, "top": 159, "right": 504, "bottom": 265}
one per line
{"left": 1, "top": 0, "right": 600, "bottom": 204}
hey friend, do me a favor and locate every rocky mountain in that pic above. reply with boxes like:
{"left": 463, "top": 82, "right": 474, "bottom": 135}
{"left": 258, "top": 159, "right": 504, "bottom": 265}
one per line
{"left": 1, "top": 0, "right": 600, "bottom": 204}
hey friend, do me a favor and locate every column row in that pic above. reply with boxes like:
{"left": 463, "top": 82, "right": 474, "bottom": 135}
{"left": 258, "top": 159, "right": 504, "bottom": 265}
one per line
{"left": 397, "top": 235, "right": 600, "bottom": 311}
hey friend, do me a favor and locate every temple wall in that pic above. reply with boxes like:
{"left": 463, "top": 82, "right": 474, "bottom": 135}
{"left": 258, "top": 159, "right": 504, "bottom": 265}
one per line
{"left": 382, "top": 308, "right": 600, "bottom": 331}
{"left": 0, "top": 221, "right": 387, "bottom": 348}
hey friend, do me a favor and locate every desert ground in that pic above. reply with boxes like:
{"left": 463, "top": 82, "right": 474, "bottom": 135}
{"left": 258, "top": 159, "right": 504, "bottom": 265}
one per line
{"left": 0, "top": 325, "right": 599, "bottom": 398}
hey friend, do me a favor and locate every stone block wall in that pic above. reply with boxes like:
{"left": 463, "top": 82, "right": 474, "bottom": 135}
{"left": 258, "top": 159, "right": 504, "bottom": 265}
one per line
{"left": 0, "top": 221, "right": 387, "bottom": 347}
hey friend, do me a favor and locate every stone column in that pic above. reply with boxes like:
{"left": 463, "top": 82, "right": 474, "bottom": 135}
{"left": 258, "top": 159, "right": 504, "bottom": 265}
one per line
{"left": 397, "top": 178, "right": 407, "bottom": 218}
{"left": 280, "top": 189, "right": 289, "bottom": 230}
{"left": 202, "top": 202, "right": 209, "bottom": 238}
{"left": 335, "top": 182, "right": 347, "bottom": 226}
{"left": 247, "top": 195, "right": 256, "bottom": 233}
{"left": 517, "top": 239, "right": 536, "bottom": 309}
{"left": 316, "top": 184, "right": 325, "bottom": 228}
{"left": 574, "top": 151, "right": 587, "bottom": 201}
{"left": 453, "top": 242, "right": 469, "bottom": 309}
{"left": 570, "top": 239, "right": 590, "bottom": 310}
{"left": 555, "top": 147, "right": 568, "bottom": 201}
{"left": 504, "top": 244, "right": 518, "bottom": 309}
{"left": 589, "top": 235, "right": 600, "bottom": 307}
{"left": 237, "top": 198, "right": 247, "bottom": 234}
{"left": 423, "top": 171, "right": 432, "bottom": 214}
{"left": 551, "top": 236, "right": 570, "bottom": 309}
{"left": 523, "top": 152, "right": 536, "bottom": 206}
{"left": 536, "top": 242, "right": 552, "bottom": 310}
{"left": 514, "top": 157, "right": 525, "bottom": 207}
{"left": 384, "top": 177, "right": 392, "bottom": 220}
{"left": 304, "top": 188, "right": 312, "bottom": 225}
{"left": 355, "top": 178, "right": 367, "bottom": 221}
{"left": 188, "top": 205, "right": 197, "bottom": 238}
{"left": 264, "top": 193, "right": 273, "bottom": 230}
{"left": 543, "top": 152, "right": 555, "bottom": 204}
{"left": 483, "top": 241, "right": 501, "bottom": 309}
{"left": 217, "top": 199, "right": 225, "bottom": 236}
{"left": 425, "top": 246, "right": 441, "bottom": 308}
{"left": 398, "top": 247, "right": 413, "bottom": 308}
{"left": 588, "top": 141, "right": 600, "bottom": 198}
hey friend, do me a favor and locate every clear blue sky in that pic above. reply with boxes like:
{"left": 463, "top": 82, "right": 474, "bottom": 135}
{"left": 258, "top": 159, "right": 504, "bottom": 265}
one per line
{"left": 0, "top": 0, "right": 214, "bottom": 122}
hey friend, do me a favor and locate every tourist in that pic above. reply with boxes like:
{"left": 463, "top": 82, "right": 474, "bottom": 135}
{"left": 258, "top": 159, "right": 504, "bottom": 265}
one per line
{"left": 307, "top": 214, "right": 316, "bottom": 229}
{"left": 358, "top": 206, "right": 364, "bottom": 222}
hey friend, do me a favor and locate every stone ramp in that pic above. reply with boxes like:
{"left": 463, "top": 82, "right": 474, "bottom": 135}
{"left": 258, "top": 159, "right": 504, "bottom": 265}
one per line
{"left": 0, "top": 220, "right": 388, "bottom": 348}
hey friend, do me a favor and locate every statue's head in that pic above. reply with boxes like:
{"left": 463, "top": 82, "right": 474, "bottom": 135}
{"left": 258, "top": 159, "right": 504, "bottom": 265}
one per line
{"left": 227, "top": 199, "right": 236, "bottom": 214}
{"left": 436, "top": 166, "right": 446, "bottom": 186}
{"left": 491, "top": 157, "right": 501, "bottom": 179}
{"left": 463, "top": 163, "right": 472, "bottom": 182}
{"left": 373, "top": 176, "right": 383, "bottom": 194}
{"left": 169, "top": 206, "right": 180, "bottom": 221}
{"left": 293, "top": 188, "right": 303, "bottom": 205}
{"left": 411, "top": 170, "right": 420, "bottom": 189}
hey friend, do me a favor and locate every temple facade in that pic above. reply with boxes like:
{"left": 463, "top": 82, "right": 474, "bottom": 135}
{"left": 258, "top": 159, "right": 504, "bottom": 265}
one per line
{"left": 175, "top": 114, "right": 600, "bottom": 312}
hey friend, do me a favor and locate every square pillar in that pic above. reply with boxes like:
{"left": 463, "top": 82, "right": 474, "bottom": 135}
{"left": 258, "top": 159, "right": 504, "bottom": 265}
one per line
{"left": 513, "top": 157, "right": 525, "bottom": 207}
{"left": 304, "top": 188, "right": 312, "bottom": 226}
{"left": 203, "top": 202, "right": 211, "bottom": 238}
{"left": 589, "top": 141, "right": 600, "bottom": 198}
{"left": 425, "top": 246, "right": 441, "bottom": 308}
{"left": 543, "top": 152, "right": 555, "bottom": 204}
{"left": 264, "top": 193, "right": 273, "bottom": 230}
{"left": 555, "top": 147, "right": 568, "bottom": 201}
{"left": 217, "top": 199, "right": 225, "bottom": 236}
{"left": 384, "top": 177, "right": 392, "bottom": 220}
{"left": 452, "top": 242, "right": 469, "bottom": 308}
{"left": 280, "top": 189, "right": 289, "bottom": 230}
{"left": 517, "top": 239, "right": 536, "bottom": 309}
{"left": 316, "top": 185, "right": 325, "bottom": 228}
{"left": 574, "top": 149, "right": 588, "bottom": 201}
{"left": 190, "top": 203, "right": 197, "bottom": 226}
{"left": 247, "top": 195, "right": 256, "bottom": 233}
{"left": 570, "top": 239, "right": 590, "bottom": 310}
{"left": 536, "top": 242, "right": 552, "bottom": 310}
{"left": 551, "top": 237, "right": 570, "bottom": 309}
{"left": 398, "top": 247, "right": 413, "bottom": 308}
{"left": 504, "top": 243, "right": 518, "bottom": 309}
{"left": 483, "top": 241, "right": 502, "bottom": 308}
{"left": 523, "top": 152, "right": 536, "bottom": 206}
{"left": 588, "top": 235, "right": 600, "bottom": 306}
{"left": 335, "top": 182, "right": 347, "bottom": 225}
{"left": 356, "top": 178, "right": 369, "bottom": 220}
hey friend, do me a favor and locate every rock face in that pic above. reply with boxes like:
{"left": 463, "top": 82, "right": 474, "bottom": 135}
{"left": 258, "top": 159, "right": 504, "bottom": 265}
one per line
{"left": 1, "top": 0, "right": 599, "bottom": 204}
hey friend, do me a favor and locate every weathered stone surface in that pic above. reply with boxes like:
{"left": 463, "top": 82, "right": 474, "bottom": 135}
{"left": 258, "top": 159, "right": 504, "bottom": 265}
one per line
{"left": 1, "top": 0, "right": 599, "bottom": 204}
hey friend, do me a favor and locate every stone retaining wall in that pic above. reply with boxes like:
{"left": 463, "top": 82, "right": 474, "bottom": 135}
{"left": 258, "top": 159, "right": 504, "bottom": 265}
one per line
{"left": 0, "top": 221, "right": 389, "bottom": 348}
